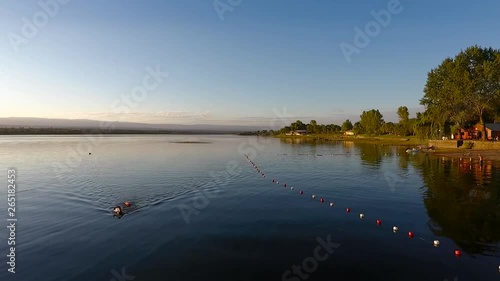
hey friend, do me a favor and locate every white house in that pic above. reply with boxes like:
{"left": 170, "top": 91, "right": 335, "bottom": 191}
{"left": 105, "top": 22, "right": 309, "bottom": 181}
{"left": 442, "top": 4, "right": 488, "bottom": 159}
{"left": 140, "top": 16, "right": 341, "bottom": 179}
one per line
{"left": 344, "top": 131, "right": 355, "bottom": 136}
{"left": 286, "top": 130, "right": 308, "bottom": 136}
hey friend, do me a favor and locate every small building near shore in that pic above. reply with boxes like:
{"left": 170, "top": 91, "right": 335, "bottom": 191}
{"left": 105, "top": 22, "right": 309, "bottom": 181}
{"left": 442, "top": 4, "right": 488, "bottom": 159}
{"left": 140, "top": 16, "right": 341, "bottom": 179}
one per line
{"left": 344, "top": 131, "right": 355, "bottom": 136}
{"left": 451, "top": 128, "right": 474, "bottom": 140}
{"left": 484, "top": 123, "right": 500, "bottom": 140}
{"left": 286, "top": 129, "right": 308, "bottom": 136}
{"left": 453, "top": 123, "right": 500, "bottom": 140}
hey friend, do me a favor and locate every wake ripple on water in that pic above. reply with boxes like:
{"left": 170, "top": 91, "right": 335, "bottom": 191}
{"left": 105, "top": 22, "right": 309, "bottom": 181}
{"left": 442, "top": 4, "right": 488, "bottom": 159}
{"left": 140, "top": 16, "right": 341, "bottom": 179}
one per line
{"left": 42, "top": 156, "right": 244, "bottom": 218}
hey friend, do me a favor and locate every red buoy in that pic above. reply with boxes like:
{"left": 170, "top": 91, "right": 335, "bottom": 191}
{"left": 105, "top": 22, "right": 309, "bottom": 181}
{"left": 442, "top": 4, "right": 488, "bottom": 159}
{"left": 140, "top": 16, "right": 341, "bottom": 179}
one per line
{"left": 454, "top": 250, "right": 461, "bottom": 257}
{"left": 124, "top": 201, "right": 132, "bottom": 207}
{"left": 408, "top": 231, "right": 414, "bottom": 238}
{"left": 346, "top": 208, "right": 351, "bottom": 213}
{"left": 320, "top": 198, "right": 324, "bottom": 203}
{"left": 376, "top": 219, "right": 382, "bottom": 226}
{"left": 299, "top": 191, "right": 304, "bottom": 195}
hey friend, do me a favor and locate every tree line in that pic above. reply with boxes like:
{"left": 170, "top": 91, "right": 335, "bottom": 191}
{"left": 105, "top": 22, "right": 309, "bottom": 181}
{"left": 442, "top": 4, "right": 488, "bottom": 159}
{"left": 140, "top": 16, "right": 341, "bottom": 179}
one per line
{"left": 256, "top": 106, "right": 424, "bottom": 137}
{"left": 259, "top": 46, "right": 500, "bottom": 140}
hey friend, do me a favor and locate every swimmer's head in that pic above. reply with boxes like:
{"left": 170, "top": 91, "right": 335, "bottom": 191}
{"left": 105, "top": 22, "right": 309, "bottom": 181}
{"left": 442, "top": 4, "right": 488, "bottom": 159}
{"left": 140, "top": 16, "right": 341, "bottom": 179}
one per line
{"left": 113, "top": 206, "right": 123, "bottom": 215}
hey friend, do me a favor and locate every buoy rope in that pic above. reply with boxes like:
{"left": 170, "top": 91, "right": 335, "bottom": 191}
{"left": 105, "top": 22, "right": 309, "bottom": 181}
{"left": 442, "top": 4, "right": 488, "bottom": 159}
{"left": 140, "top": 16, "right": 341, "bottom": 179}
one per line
{"left": 243, "top": 154, "right": 473, "bottom": 261}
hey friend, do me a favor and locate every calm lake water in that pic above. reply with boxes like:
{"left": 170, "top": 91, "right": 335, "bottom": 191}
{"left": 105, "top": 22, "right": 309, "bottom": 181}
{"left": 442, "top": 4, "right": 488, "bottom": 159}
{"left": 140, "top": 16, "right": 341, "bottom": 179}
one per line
{"left": 0, "top": 135, "right": 498, "bottom": 281}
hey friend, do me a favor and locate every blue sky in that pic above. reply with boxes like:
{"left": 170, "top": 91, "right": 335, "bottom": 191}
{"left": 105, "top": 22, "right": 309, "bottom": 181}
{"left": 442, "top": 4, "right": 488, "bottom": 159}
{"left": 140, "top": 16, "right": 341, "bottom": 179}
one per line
{"left": 1, "top": 0, "right": 499, "bottom": 127}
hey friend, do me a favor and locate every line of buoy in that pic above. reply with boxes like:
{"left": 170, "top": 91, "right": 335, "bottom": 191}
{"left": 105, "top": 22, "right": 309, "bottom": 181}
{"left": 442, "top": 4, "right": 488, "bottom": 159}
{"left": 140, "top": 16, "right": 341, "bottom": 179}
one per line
{"left": 242, "top": 154, "right": 494, "bottom": 266}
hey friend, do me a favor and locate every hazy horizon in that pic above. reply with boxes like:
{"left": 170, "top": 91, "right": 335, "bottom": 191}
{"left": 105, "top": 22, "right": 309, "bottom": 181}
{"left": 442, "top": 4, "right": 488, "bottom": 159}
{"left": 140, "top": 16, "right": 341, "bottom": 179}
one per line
{"left": 0, "top": 105, "right": 424, "bottom": 129}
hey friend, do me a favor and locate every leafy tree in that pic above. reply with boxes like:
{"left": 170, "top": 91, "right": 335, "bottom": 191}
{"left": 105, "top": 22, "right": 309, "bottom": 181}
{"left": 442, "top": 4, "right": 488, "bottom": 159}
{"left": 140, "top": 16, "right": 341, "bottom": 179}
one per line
{"left": 397, "top": 106, "right": 410, "bottom": 136}
{"left": 307, "top": 120, "right": 318, "bottom": 134}
{"left": 381, "top": 122, "right": 396, "bottom": 135}
{"left": 290, "top": 120, "right": 306, "bottom": 131}
{"left": 352, "top": 121, "right": 364, "bottom": 134}
{"left": 454, "top": 46, "right": 500, "bottom": 140}
{"left": 341, "top": 119, "right": 353, "bottom": 132}
{"left": 397, "top": 106, "right": 410, "bottom": 123}
{"left": 422, "top": 58, "right": 471, "bottom": 139}
{"left": 359, "top": 109, "right": 384, "bottom": 135}
{"left": 422, "top": 46, "right": 500, "bottom": 140}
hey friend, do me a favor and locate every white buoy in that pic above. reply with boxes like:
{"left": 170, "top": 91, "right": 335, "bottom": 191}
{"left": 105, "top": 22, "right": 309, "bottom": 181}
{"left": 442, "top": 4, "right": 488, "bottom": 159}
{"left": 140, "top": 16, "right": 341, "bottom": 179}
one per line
{"left": 312, "top": 195, "right": 316, "bottom": 199}
{"left": 359, "top": 213, "right": 365, "bottom": 219}
{"left": 433, "top": 240, "right": 440, "bottom": 247}
{"left": 393, "top": 226, "right": 399, "bottom": 233}
{"left": 290, "top": 186, "right": 294, "bottom": 190}
{"left": 329, "top": 202, "right": 334, "bottom": 207}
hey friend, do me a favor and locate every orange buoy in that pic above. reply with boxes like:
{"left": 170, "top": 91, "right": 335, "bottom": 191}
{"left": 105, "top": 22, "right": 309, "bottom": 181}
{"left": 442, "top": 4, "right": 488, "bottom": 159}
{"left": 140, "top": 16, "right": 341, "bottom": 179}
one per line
{"left": 454, "top": 250, "right": 461, "bottom": 257}
{"left": 124, "top": 201, "right": 132, "bottom": 207}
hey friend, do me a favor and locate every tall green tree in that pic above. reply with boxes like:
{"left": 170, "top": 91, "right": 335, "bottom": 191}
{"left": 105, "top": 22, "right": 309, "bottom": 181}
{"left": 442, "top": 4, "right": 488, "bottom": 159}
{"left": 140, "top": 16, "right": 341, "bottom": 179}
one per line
{"left": 397, "top": 106, "right": 410, "bottom": 135}
{"left": 397, "top": 106, "right": 410, "bottom": 123}
{"left": 291, "top": 120, "right": 306, "bottom": 131}
{"left": 422, "top": 58, "right": 471, "bottom": 139}
{"left": 422, "top": 46, "right": 500, "bottom": 140}
{"left": 352, "top": 122, "right": 363, "bottom": 134}
{"left": 381, "top": 122, "right": 396, "bottom": 135}
{"left": 308, "top": 120, "right": 318, "bottom": 134}
{"left": 359, "top": 109, "right": 384, "bottom": 135}
{"left": 454, "top": 46, "right": 500, "bottom": 140}
{"left": 341, "top": 119, "right": 353, "bottom": 131}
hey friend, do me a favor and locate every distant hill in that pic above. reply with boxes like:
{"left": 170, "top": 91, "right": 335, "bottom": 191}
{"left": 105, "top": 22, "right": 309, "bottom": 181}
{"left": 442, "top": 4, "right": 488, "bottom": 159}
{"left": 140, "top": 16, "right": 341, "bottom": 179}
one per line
{"left": 0, "top": 117, "right": 265, "bottom": 133}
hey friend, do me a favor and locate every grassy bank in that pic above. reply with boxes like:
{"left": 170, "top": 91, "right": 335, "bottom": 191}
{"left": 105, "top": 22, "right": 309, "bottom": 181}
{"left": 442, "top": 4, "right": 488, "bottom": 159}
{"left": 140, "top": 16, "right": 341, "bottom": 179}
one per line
{"left": 276, "top": 134, "right": 424, "bottom": 146}
{"left": 274, "top": 134, "right": 500, "bottom": 160}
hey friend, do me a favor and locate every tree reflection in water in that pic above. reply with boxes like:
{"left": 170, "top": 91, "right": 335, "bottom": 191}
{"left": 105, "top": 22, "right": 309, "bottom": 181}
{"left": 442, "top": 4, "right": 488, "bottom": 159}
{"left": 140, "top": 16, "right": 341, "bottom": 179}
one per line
{"left": 278, "top": 138, "right": 500, "bottom": 256}
{"left": 412, "top": 156, "right": 500, "bottom": 256}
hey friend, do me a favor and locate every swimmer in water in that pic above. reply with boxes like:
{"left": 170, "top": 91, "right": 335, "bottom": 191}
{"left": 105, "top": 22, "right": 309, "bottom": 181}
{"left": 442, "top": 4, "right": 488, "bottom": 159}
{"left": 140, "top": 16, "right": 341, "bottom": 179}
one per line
{"left": 112, "top": 201, "right": 133, "bottom": 219}
{"left": 112, "top": 206, "right": 124, "bottom": 219}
